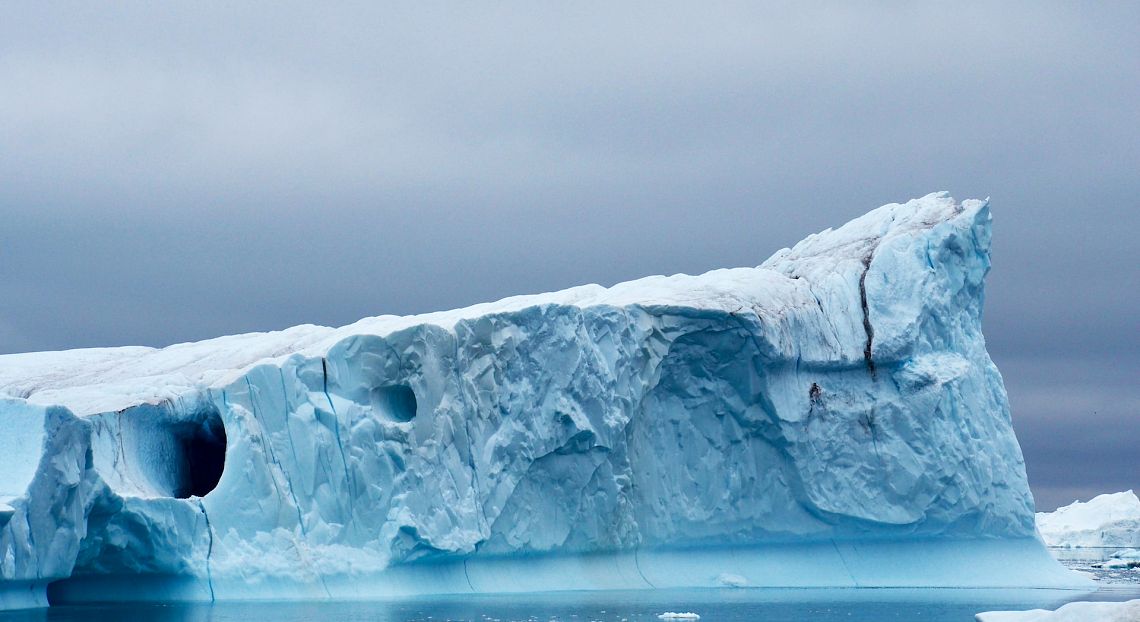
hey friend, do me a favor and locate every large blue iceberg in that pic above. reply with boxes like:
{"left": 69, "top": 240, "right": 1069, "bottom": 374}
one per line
{"left": 0, "top": 193, "right": 1088, "bottom": 609}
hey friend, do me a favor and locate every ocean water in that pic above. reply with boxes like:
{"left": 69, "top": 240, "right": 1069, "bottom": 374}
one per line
{"left": 2, "top": 587, "right": 1139, "bottom": 622}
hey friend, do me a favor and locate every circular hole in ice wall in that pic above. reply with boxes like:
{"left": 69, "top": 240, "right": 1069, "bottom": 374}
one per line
{"left": 124, "top": 404, "right": 227, "bottom": 499}
{"left": 370, "top": 384, "right": 418, "bottom": 422}
{"left": 174, "top": 414, "right": 227, "bottom": 498}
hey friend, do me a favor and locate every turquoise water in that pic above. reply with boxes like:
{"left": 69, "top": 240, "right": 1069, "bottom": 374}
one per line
{"left": 2, "top": 588, "right": 1138, "bottom": 622}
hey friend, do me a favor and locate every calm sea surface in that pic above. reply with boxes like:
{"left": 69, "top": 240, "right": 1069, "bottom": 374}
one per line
{"left": 2, "top": 586, "right": 1139, "bottom": 622}
{"left": 3, "top": 550, "right": 1137, "bottom": 622}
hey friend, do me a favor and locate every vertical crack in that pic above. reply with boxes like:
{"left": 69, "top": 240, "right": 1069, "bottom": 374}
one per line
{"left": 278, "top": 369, "right": 303, "bottom": 469}
{"left": 245, "top": 377, "right": 309, "bottom": 537}
{"left": 322, "top": 359, "right": 354, "bottom": 493}
{"left": 196, "top": 499, "right": 216, "bottom": 602}
{"left": 831, "top": 540, "right": 859, "bottom": 587}
{"left": 633, "top": 547, "right": 656, "bottom": 588}
{"left": 115, "top": 411, "right": 129, "bottom": 476}
{"left": 858, "top": 252, "right": 877, "bottom": 380}
{"left": 248, "top": 374, "right": 333, "bottom": 600}
{"left": 860, "top": 409, "right": 882, "bottom": 462}
{"left": 462, "top": 557, "right": 476, "bottom": 592}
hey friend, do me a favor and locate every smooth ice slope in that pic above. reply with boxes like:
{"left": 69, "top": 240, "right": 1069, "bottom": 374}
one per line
{"left": 1036, "top": 492, "right": 1140, "bottom": 548}
{"left": 0, "top": 193, "right": 1088, "bottom": 609}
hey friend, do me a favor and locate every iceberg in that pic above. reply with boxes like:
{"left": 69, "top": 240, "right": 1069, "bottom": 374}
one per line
{"left": 1036, "top": 491, "right": 1140, "bottom": 548}
{"left": 0, "top": 193, "right": 1089, "bottom": 609}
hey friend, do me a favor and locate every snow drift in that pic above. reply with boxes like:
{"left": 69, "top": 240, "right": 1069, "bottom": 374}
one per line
{"left": 0, "top": 193, "right": 1088, "bottom": 609}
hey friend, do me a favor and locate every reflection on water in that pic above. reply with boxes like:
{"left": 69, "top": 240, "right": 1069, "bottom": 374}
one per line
{"left": 2, "top": 588, "right": 1137, "bottom": 622}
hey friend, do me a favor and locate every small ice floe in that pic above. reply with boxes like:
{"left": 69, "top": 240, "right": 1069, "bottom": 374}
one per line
{"left": 657, "top": 613, "right": 700, "bottom": 620}
{"left": 716, "top": 572, "right": 749, "bottom": 587}
{"left": 975, "top": 598, "right": 1140, "bottom": 621}
{"left": 1091, "top": 549, "right": 1140, "bottom": 569}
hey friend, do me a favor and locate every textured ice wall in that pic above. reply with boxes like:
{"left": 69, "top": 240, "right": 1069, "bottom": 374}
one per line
{"left": 1036, "top": 491, "right": 1140, "bottom": 548}
{"left": 0, "top": 193, "right": 1088, "bottom": 608}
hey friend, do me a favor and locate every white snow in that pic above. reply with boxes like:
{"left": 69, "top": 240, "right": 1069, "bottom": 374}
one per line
{"left": 975, "top": 599, "right": 1140, "bottom": 622}
{"left": 0, "top": 193, "right": 1091, "bottom": 609}
{"left": 1036, "top": 491, "right": 1140, "bottom": 548}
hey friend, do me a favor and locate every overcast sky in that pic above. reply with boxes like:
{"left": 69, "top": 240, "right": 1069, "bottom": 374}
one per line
{"left": 1, "top": 3, "right": 1136, "bottom": 511}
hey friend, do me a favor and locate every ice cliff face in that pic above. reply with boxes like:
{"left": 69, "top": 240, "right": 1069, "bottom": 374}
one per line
{"left": 0, "top": 193, "right": 1086, "bottom": 608}
{"left": 1037, "top": 491, "right": 1140, "bottom": 548}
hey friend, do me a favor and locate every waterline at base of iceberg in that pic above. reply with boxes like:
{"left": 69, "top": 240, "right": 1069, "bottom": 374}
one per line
{"left": 40, "top": 539, "right": 1089, "bottom": 607}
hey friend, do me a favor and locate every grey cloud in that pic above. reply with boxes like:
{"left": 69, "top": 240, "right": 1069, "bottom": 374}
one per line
{"left": 997, "top": 356, "right": 1138, "bottom": 511}
{"left": 0, "top": 2, "right": 1137, "bottom": 509}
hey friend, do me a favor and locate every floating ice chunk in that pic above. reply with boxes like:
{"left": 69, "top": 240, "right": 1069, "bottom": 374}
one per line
{"left": 658, "top": 613, "right": 700, "bottom": 620}
{"left": 975, "top": 599, "right": 1140, "bottom": 621}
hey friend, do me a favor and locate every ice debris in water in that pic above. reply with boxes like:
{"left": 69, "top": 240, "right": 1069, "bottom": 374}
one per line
{"left": 975, "top": 598, "right": 1140, "bottom": 622}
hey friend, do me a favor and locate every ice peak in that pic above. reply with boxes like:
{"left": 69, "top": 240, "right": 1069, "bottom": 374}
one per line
{"left": 764, "top": 192, "right": 987, "bottom": 268}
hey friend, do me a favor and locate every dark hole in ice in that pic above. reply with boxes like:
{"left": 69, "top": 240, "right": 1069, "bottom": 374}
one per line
{"left": 372, "top": 384, "right": 417, "bottom": 422}
{"left": 172, "top": 413, "right": 227, "bottom": 498}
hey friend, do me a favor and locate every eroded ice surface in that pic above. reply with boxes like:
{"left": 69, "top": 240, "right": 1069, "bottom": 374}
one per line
{"left": 0, "top": 193, "right": 1088, "bottom": 609}
{"left": 1037, "top": 492, "right": 1140, "bottom": 549}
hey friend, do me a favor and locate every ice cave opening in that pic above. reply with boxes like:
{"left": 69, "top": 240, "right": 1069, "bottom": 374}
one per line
{"left": 126, "top": 404, "right": 228, "bottom": 500}
{"left": 104, "top": 402, "right": 230, "bottom": 500}
{"left": 371, "top": 384, "right": 417, "bottom": 423}
{"left": 174, "top": 414, "right": 226, "bottom": 499}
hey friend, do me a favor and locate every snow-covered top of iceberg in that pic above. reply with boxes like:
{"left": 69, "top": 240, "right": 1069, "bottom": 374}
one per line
{"left": 0, "top": 191, "right": 985, "bottom": 416}
{"left": 1037, "top": 491, "right": 1140, "bottom": 535}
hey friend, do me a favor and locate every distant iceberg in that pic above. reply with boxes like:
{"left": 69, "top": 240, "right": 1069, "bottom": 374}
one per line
{"left": 0, "top": 193, "right": 1089, "bottom": 609}
{"left": 1036, "top": 491, "right": 1140, "bottom": 548}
